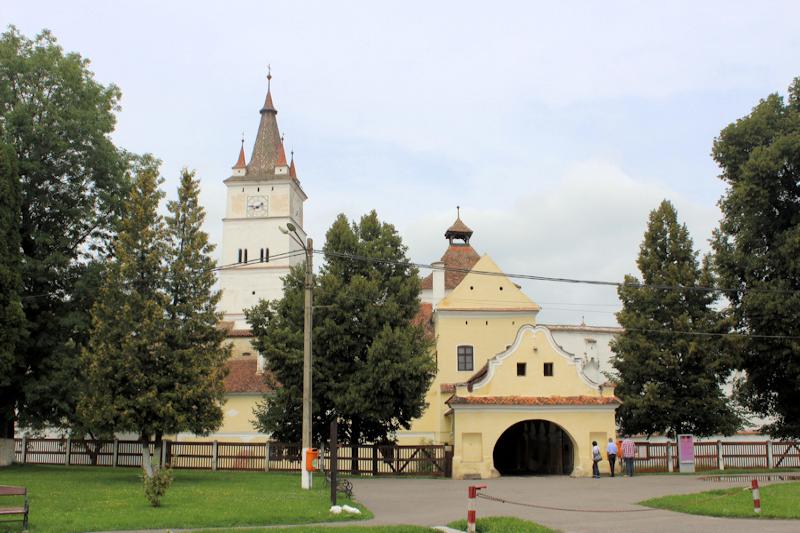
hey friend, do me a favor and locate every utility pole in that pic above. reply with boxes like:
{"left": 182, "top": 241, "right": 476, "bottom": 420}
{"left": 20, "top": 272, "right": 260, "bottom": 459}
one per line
{"left": 301, "top": 237, "right": 313, "bottom": 489}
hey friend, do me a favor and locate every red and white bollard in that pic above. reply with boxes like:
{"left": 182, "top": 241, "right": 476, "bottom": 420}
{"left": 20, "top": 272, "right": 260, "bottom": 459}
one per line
{"left": 751, "top": 479, "right": 761, "bottom": 514}
{"left": 467, "top": 484, "right": 486, "bottom": 533}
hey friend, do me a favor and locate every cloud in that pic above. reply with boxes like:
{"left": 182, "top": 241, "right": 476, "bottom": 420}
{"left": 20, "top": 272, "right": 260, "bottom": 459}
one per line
{"left": 402, "top": 159, "right": 721, "bottom": 326}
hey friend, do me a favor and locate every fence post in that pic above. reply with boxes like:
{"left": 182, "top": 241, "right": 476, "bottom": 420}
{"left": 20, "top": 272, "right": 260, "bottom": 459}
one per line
{"left": 767, "top": 441, "right": 773, "bottom": 469}
{"left": 264, "top": 441, "right": 270, "bottom": 472}
{"left": 21, "top": 436, "right": 27, "bottom": 465}
{"left": 666, "top": 442, "right": 673, "bottom": 473}
{"left": 65, "top": 437, "right": 72, "bottom": 466}
{"left": 212, "top": 440, "right": 218, "bottom": 471}
{"left": 445, "top": 445, "right": 454, "bottom": 478}
{"left": 751, "top": 479, "right": 761, "bottom": 514}
{"left": 112, "top": 439, "right": 119, "bottom": 468}
{"left": 717, "top": 440, "right": 724, "bottom": 471}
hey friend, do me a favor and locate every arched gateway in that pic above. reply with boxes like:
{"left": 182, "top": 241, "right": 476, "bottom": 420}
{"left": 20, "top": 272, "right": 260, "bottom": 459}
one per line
{"left": 493, "top": 419, "right": 575, "bottom": 475}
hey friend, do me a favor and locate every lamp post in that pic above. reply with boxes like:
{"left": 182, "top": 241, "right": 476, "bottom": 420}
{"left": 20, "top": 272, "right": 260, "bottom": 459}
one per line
{"left": 280, "top": 222, "right": 313, "bottom": 489}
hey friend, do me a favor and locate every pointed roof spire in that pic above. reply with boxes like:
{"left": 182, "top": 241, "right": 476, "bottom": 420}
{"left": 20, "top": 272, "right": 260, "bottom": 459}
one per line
{"left": 247, "top": 67, "right": 285, "bottom": 177}
{"left": 232, "top": 137, "right": 247, "bottom": 169}
{"left": 275, "top": 134, "right": 288, "bottom": 167}
{"left": 289, "top": 149, "right": 297, "bottom": 178}
{"left": 261, "top": 66, "right": 277, "bottom": 114}
{"left": 445, "top": 205, "right": 474, "bottom": 244}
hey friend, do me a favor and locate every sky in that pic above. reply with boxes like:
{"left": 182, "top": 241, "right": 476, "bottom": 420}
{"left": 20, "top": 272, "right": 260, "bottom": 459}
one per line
{"left": 4, "top": 1, "right": 799, "bottom": 326}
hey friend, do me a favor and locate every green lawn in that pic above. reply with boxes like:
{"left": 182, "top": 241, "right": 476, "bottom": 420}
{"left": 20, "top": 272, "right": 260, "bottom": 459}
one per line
{"left": 0, "top": 465, "right": 370, "bottom": 532}
{"left": 641, "top": 481, "right": 800, "bottom": 519}
{"left": 210, "top": 527, "right": 435, "bottom": 532}
{"left": 447, "top": 516, "right": 556, "bottom": 532}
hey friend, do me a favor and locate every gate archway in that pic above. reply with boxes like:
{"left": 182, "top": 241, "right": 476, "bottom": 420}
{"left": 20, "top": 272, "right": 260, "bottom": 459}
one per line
{"left": 492, "top": 419, "right": 574, "bottom": 475}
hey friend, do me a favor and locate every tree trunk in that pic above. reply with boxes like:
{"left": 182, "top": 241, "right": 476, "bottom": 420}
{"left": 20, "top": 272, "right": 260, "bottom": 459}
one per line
{"left": 1, "top": 415, "right": 15, "bottom": 466}
{"left": 141, "top": 434, "right": 153, "bottom": 478}
{"left": 154, "top": 431, "right": 163, "bottom": 470}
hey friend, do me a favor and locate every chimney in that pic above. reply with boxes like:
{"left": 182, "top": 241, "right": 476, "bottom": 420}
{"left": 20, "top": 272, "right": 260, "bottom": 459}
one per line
{"left": 432, "top": 261, "right": 445, "bottom": 307}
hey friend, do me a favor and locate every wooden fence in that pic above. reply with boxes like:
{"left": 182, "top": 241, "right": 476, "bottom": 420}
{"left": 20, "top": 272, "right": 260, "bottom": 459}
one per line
{"left": 12, "top": 438, "right": 452, "bottom": 477}
{"left": 633, "top": 440, "right": 800, "bottom": 472}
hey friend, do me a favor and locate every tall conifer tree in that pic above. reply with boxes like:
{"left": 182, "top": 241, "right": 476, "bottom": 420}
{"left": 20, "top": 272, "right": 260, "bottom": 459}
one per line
{"left": 711, "top": 78, "right": 800, "bottom": 438}
{"left": 79, "top": 158, "right": 169, "bottom": 475}
{"left": 163, "top": 169, "right": 229, "bottom": 441}
{"left": 80, "top": 165, "right": 229, "bottom": 476}
{"left": 612, "top": 200, "right": 740, "bottom": 438}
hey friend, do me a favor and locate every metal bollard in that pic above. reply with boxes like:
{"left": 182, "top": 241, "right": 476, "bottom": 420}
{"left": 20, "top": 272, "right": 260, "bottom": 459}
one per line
{"left": 751, "top": 479, "right": 761, "bottom": 514}
{"left": 467, "top": 484, "right": 486, "bottom": 533}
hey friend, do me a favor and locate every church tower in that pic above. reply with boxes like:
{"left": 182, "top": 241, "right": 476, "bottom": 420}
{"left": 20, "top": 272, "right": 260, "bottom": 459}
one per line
{"left": 218, "top": 72, "right": 307, "bottom": 328}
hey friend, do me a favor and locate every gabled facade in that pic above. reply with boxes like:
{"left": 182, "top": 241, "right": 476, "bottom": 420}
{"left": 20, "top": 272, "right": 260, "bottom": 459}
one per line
{"left": 400, "top": 214, "right": 619, "bottom": 478}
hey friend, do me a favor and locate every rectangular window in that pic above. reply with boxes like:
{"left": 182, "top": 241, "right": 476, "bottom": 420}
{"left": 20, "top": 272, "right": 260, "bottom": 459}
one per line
{"left": 264, "top": 247, "right": 269, "bottom": 262}
{"left": 260, "top": 248, "right": 265, "bottom": 262}
{"left": 457, "top": 346, "right": 473, "bottom": 371}
{"left": 544, "top": 362, "right": 554, "bottom": 377}
{"left": 244, "top": 248, "right": 248, "bottom": 263}
{"left": 517, "top": 362, "right": 526, "bottom": 376}
{"left": 237, "top": 249, "right": 242, "bottom": 263}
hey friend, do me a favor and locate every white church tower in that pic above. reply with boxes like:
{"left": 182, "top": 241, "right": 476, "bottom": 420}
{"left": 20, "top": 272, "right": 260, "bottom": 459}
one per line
{"left": 218, "top": 72, "right": 307, "bottom": 328}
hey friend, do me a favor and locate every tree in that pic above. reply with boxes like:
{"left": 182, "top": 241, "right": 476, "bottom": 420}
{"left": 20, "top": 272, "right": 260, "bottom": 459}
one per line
{"left": 162, "top": 168, "right": 229, "bottom": 444}
{"left": 0, "top": 140, "right": 25, "bottom": 459}
{"left": 248, "top": 211, "right": 435, "bottom": 458}
{"left": 0, "top": 26, "right": 130, "bottom": 437}
{"left": 611, "top": 200, "right": 741, "bottom": 438}
{"left": 79, "top": 163, "right": 227, "bottom": 479}
{"left": 711, "top": 77, "right": 800, "bottom": 438}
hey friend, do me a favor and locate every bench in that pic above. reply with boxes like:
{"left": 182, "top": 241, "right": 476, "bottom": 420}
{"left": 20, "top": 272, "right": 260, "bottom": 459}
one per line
{"left": 319, "top": 466, "right": 353, "bottom": 498}
{"left": 0, "top": 486, "right": 29, "bottom": 530}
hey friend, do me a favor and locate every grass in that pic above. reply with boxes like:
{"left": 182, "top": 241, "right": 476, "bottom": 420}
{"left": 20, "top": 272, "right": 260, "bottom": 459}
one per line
{"left": 638, "top": 467, "right": 800, "bottom": 476}
{"left": 0, "top": 465, "right": 370, "bottom": 532}
{"left": 209, "top": 525, "right": 436, "bottom": 533}
{"left": 641, "top": 481, "right": 800, "bottom": 519}
{"left": 447, "top": 516, "right": 556, "bottom": 532}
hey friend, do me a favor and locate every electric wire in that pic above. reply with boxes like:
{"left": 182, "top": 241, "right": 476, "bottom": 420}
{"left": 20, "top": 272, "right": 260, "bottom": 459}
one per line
{"left": 316, "top": 249, "right": 800, "bottom": 296}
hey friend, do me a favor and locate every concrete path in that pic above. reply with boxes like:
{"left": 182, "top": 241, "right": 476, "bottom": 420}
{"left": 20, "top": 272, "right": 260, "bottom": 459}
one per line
{"left": 351, "top": 474, "right": 799, "bottom": 532}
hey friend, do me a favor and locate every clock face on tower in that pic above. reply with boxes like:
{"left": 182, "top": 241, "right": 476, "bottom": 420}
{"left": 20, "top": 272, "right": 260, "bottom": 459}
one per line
{"left": 246, "top": 195, "right": 267, "bottom": 217}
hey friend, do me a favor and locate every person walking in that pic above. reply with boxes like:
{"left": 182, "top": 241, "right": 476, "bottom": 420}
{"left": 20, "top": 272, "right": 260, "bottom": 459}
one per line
{"left": 621, "top": 436, "right": 636, "bottom": 477}
{"left": 606, "top": 437, "right": 618, "bottom": 477}
{"left": 591, "top": 440, "right": 601, "bottom": 478}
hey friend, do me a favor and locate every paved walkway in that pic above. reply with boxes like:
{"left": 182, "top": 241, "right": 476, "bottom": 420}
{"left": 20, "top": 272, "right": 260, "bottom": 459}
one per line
{"left": 351, "top": 474, "right": 799, "bottom": 532}
{"left": 99, "top": 475, "right": 799, "bottom": 532}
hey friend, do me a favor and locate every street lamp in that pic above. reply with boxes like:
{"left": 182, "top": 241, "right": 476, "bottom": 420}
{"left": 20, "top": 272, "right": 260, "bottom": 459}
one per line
{"left": 280, "top": 222, "right": 314, "bottom": 489}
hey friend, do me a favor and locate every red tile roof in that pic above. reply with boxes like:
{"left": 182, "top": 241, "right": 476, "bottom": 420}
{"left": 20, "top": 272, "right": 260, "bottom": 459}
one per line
{"left": 289, "top": 157, "right": 297, "bottom": 178}
{"left": 276, "top": 140, "right": 288, "bottom": 167}
{"left": 412, "top": 302, "right": 434, "bottom": 337}
{"left": 420, "top": 244, "right": 481, "bottom": 290}
{"left": 233, "top": 143, "right": 247, "bottom": 169}
{"left": 447, "top": 395, "right": 621, "bottom": 406}
{"left": 224, "top": 358, "right": 272, "bottom": 393}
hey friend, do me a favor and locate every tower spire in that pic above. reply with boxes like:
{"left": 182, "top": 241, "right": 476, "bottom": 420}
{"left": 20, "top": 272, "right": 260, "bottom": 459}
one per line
{"left": 247, "top": 68, "right": 284, "bottom": 177}
{"left": 232, "top": 136, "right": 246, "bottom": 169}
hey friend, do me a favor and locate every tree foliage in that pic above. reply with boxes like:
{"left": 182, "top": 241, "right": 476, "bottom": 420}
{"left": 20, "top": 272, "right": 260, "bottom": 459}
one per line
{"left": 79, "top": 164, "right": 228, "bottom": 476}
{"left": 0, "top": 26, "right": 130, "bottom": 434}
{"left": 248, "top": 211, "right": 435, "bottom": 446}
{"left": 0, "top": 140, "right": 25, "bottom": 440}
{"left": 711, "top": 77, "right": 800, "bottom": 438}
{"left": 612, "top": 200, "right": 741, "bottom": 438}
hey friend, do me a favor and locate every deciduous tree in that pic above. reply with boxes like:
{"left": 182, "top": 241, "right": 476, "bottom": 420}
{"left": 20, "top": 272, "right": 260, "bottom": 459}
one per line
{"left": 248, "top": 211, "right": 435, "bottom": 461}
{"left": 612, "top": 200, "right": 740, "bottom": 438}
{"left": 0, "top": 26, "right": 130, "bottom": 437}
{"left": 711, "top": 78, "right": 800, "bottom": 438}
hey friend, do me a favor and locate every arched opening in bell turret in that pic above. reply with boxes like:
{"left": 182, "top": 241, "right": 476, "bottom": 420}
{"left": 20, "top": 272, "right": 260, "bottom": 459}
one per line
{"left": 492, "top": 419, "right": 574, "bottom": 475}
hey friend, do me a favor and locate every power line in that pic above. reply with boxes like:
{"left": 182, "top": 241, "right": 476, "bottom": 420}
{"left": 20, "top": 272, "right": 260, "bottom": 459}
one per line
{"left": 316, "top": 249, "right": 800, "bottom": 296}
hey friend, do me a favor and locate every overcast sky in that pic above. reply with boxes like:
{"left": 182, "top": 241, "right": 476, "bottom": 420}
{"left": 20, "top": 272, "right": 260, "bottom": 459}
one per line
{"left": 4, "top": 1, "right": 799, "bottom": 326}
